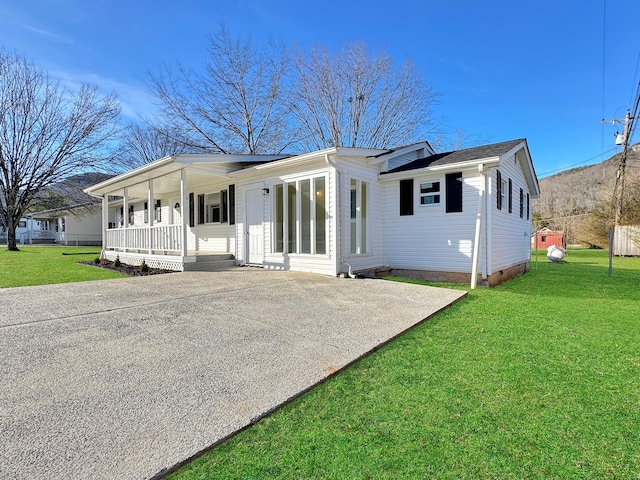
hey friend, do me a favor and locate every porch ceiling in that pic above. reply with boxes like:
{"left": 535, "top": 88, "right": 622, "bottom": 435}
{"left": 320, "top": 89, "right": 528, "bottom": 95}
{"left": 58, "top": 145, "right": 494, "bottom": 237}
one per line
{"left": 90, "top": 166, "right": 232, "bottom": 200}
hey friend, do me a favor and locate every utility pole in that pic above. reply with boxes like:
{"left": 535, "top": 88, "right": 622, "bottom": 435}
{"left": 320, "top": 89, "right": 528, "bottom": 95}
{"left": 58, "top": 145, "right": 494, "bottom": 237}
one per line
{"left": 602, "top": 110, "right": 634, "bottom": 232}
{"left": 614, "top": 110, "right": 631, "bottom": 229}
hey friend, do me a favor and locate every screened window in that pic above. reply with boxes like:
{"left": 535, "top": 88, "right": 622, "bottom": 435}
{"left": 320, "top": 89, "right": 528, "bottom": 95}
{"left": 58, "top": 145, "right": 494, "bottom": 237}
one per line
{"left": 350, "top": 179, "right": 369, "bottom": 254}
{"left": 206, "top": 193, "right": 220, "bottom": 223}
{"left": 273, "top": 176, "right": 327, "bottom": 255}
{"left": 399, "top": 179, "right": 414, "bottom": 216}
{"left": 144, "top": 202, "right": 148, "bottom": 223}
{"left": 18, "top": 220, "right": 27, "bottom": 228}
{"left": 128, "top": 205, "right": 134, "bottom": 225}
{"left": 526, "top": 194, "right": 530, "bottom": 220}
{"left": 445, "top": 172, "right": 463, "bottom": 213}
{"left": 420, "top": 181, "right": 440, "bottom": 205}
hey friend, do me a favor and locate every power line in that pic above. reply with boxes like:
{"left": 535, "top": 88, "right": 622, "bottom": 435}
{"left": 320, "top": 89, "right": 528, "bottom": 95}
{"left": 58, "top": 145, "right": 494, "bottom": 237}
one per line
{"left": 538, "top": 147, "right": 618, "bottom": 177}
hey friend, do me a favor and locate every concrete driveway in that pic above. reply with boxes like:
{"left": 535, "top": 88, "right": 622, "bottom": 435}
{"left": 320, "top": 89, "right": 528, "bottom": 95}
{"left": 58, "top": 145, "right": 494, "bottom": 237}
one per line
{"left": 0, "top": 268, "right": 466, "bottom": 479}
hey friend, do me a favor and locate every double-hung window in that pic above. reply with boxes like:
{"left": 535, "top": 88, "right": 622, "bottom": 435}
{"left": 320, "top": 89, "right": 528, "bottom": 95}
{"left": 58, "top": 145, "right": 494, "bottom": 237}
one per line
{"left": 420, "top": 181, "right": 440, "bottom": 206}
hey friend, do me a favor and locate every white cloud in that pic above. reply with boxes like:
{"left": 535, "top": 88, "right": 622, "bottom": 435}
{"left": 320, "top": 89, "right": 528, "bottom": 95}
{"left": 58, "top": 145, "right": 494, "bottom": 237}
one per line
{"left": 49, "top": 69, "right": 158, "bottom": 122}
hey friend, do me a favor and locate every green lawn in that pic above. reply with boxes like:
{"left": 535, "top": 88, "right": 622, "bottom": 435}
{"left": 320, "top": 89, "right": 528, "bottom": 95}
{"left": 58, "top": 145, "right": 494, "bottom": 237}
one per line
{"left": 170, "top": 249, "right": 640, "bottom": 479}
{"left": 0, "top": 246, "right": 127, "bottom": 287}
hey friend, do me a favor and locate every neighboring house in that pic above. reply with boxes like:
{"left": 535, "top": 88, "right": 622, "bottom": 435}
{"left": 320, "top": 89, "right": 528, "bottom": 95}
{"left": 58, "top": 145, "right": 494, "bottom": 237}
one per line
{"left": 85, "top": 139, "right": 540, "bottom": 287}
{"left": 532, "top": 228, "right": 566, "bottom": 250}
{"left": 0, "top": 218, "right": 42, "bottom": 243}
{"left": 613, "top": 225, "right": 640, "bottom": 256}
{"left": 28, "top": 203, "right": 103, "bottom": 246}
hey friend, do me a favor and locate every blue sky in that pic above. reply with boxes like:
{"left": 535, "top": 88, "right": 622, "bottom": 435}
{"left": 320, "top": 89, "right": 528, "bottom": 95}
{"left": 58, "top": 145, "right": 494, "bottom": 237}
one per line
{"left": 1, "top": 0, "right": 639, "bottom": 178}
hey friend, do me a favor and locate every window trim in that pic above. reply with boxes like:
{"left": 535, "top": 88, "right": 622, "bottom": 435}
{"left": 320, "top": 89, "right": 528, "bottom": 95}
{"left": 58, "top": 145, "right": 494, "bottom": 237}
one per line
{"left": 419, "top": 180, "right": 441, "bottom": 207}
{"left": 273, "top": 174, "right": 328, "bottom": 255}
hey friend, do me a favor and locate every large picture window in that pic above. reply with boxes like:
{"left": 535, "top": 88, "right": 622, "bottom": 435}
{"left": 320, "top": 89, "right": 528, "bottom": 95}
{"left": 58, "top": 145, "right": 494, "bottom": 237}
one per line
{"left": 274, "top": 175, "right": 327, "bottom": 255}
{"left": 350, "top": 178, "right": 369, "bottom": 254}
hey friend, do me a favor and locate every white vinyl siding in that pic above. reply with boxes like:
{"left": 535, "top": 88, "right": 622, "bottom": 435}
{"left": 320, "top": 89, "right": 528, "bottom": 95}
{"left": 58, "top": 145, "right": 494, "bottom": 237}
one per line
{"left": 236, "top": 162, "right": 337, "bottom": 276}
{"left": 489, "top": 150, "right": 532, "bottom": 273}
{"left": 383, "top": 172, "right": 484, "bottom": 274}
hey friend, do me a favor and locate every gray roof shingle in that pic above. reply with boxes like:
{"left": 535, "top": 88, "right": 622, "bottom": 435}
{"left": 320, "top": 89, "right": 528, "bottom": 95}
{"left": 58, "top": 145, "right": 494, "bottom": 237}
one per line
{"left": 383, "top": 139, "right": 525, "bottom": 174}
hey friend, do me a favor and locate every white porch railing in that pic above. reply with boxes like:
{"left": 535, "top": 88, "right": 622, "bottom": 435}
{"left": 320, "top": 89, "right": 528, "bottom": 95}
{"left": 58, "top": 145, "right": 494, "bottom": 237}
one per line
{"left": 106, "top": 225, "right": 182, "bottom": 253}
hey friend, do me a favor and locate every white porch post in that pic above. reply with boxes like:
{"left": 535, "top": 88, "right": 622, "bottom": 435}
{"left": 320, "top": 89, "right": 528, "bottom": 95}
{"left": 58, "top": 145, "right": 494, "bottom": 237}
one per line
{"left": 180, "top": 168, "right": 188, "bottom": 257}
{"left": 148, "top": 180, "right": 154, "bottom": 255}
{"left": 102, "top": 195, "right": 108, "bottom": 253}
{"left": 123, "top": 188, "right": 128, "bottom": 252}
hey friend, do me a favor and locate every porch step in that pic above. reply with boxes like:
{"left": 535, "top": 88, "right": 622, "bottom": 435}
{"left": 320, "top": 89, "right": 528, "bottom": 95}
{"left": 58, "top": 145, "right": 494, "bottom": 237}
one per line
{"left": 183, "top": 254, "right": 237, "bottom": 272}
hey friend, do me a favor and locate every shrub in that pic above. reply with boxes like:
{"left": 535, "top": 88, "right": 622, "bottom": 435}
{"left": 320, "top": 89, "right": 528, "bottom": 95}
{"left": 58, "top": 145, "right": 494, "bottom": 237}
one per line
{"left": 139, "top": 260, "right": 149, "bottom": 273}
{"left": 94, "top": 256, "right": 100, "bottom": 264}
{"left": 114, "top": 255, "right": 121, "bottom": 267}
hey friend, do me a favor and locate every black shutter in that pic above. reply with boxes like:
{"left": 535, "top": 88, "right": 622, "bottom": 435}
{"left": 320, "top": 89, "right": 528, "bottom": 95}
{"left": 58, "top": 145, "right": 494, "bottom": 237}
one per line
{"left": 229, "top": 184, "right": 236, "bottom": 225}
{"left": 189, "top": 193, "right": 195, "bottom": 227}
{"left": 519, "top": 188, "right": 524, "bottom": 218}
{"left": 399, "top": 179, "right": 414, "bottom": 216}
{"left": 526, "top": 193, "right": 530, "bottom": 220}
{"left": 445, "top": 172, "right": 463, "bottom": 213}
{"left": 221, "top": 190, "right": 228, "bottom": 223}
{"left": 496, "top": 170, "right": 502, "bottom": 210}
{"left": 198, "top": 194, "right": 205, "bottom": 224}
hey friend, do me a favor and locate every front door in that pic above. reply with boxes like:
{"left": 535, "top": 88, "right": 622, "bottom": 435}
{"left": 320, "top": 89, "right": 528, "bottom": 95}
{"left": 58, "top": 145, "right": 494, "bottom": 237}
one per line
{"left": 246, "top": 188, "right": 264, "bottom": 265}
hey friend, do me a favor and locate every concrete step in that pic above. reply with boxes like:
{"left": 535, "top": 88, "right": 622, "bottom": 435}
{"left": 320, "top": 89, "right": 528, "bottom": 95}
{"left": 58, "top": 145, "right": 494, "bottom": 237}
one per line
{"left": 183, "top": 259, "right": 237, "bottom": 272}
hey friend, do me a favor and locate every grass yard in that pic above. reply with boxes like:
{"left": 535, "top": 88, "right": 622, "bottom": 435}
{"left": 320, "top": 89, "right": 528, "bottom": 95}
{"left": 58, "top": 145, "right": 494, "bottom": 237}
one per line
{"left": 170, "top": 249, "right": 640, "bottom": 479}
{"left": 0, "top": 246, "right": 127, "bottom": 288}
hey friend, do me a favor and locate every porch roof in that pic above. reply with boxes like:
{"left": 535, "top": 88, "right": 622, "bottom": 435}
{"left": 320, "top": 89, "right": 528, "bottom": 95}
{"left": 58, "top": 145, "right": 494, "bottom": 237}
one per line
{"left": 84, "top": 153, "right": 289, "bottom": 197}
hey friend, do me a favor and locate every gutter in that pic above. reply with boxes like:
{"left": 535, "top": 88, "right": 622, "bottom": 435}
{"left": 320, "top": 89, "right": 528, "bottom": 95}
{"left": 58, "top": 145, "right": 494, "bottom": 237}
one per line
{"left": 470, "top": 163, "right": 485, "bottom": 289}
{"left": 324, "top": 153, "right": 343, "bottom": 277}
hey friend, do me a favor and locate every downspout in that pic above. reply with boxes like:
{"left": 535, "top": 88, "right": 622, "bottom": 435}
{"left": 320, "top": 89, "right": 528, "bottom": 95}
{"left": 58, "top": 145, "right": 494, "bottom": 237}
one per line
{"left": 470, "top": 164, "right": 485, "bottom": 289}
{"left": 324, "top": 153, "right": 354, "bottom": 277}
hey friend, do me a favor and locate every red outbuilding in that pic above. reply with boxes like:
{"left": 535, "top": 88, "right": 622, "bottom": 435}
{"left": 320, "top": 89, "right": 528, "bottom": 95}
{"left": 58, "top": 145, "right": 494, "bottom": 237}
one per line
{"left": 532, "top": 228, "right": 566, "bottom": 250}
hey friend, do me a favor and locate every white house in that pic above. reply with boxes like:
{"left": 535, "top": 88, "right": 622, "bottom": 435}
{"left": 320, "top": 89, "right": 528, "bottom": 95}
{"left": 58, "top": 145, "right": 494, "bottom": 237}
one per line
{"left": 1, "top": 217, "right": 41, "bottom": 244}
{"left": 28, "top": 203, "right": 103, "bottom": 246}
{"left": 85, "top": 139, "right": 539, "bottom": 286}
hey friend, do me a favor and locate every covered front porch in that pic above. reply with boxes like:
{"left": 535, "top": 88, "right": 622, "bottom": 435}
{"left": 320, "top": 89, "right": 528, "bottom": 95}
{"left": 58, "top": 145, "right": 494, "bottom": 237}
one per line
{"left": 85, "top": 153, "right": 287, "bottom": 271}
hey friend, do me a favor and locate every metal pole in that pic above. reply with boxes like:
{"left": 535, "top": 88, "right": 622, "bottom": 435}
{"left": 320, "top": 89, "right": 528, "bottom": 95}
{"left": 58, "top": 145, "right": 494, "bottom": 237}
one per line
{"left": 608, "top": 230, "right": 613, "bottom": 276}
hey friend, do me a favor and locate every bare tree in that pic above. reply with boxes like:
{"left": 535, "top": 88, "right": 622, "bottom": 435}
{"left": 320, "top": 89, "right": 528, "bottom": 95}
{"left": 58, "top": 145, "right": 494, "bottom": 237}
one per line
{"left": 115, "top": 124, "right": 188, "bottom": 170}
{"left": 0, "top": 51, "right": 121, "bottom": 250}
{"left": 291, "top": 42, "right": 439, "bottom": 150}
{"left": 149, "top": 25, "right": 294, "bottom": 155}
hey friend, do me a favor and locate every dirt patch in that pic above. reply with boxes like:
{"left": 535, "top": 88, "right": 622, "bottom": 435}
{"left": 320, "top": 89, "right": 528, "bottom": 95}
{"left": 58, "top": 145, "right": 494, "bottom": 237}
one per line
{"left": 80, "top": 259, "right": 175, "bottom": 276}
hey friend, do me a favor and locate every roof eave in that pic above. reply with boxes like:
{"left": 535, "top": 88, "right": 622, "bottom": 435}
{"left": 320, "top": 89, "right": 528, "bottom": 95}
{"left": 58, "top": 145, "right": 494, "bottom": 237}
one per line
{"left": 379, "top": 156, "right": 501, "bottom": 181}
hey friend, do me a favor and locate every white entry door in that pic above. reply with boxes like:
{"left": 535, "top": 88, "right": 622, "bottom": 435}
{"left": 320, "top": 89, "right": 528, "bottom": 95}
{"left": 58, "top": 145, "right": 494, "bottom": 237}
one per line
{"left": 246, "top": 188, "right": 264, "bottom": 265}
